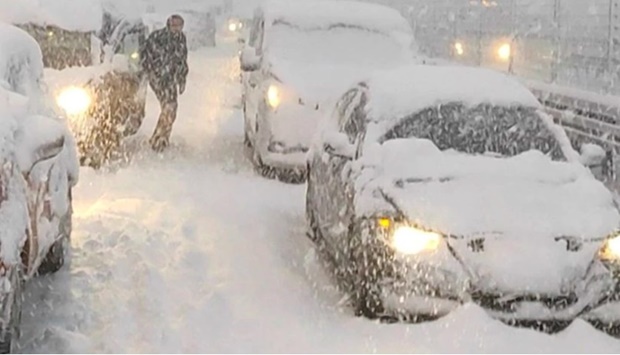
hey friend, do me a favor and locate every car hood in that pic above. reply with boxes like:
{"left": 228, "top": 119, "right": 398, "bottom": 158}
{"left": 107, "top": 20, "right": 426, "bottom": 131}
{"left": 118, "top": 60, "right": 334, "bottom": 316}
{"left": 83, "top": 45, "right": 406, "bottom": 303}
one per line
{"left": 267, "top": 59, "right": 386, "bottom": 104}
{"left": 356, "top": 139, "right": 620, "bottom": 293}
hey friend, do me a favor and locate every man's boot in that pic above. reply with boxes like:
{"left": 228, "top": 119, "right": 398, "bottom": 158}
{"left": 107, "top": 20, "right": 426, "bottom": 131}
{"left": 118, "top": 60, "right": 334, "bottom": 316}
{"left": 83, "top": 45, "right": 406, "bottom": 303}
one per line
{"left": 150, "top": 102, "right": 178, "bottom": 152}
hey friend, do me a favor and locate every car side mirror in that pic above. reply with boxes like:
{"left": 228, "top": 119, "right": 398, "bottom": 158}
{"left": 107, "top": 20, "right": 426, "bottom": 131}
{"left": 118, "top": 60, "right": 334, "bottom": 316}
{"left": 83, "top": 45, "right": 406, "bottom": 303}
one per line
{"left": 323, "top": 132, "right": 354, "bottom": 160}
{"left": 579, "top": 143, "right": 609, "bottom": 180}
{"left": 240, "top": 47, "right": 260, "bottom": 72}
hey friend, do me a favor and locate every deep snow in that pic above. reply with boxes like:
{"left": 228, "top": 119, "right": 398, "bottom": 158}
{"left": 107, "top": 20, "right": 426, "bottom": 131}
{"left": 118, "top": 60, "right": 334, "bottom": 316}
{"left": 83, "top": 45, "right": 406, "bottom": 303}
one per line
{"left": 15, "top": 38, "right": 620, "bottom": 353}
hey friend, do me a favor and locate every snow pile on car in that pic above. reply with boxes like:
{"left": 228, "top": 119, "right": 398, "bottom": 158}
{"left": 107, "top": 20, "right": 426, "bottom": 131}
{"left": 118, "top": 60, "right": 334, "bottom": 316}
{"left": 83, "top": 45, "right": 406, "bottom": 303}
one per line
{"left": 0, "top": 23, "right": 79, "bottom": 263}
{"left": 0, "top": 23, "right": 44, "bottom": 99}
{"left": 352, "top": 137, "right": 620, "bottom": 292}
{"left": 262, "top": 0, "right": 413, "bottom": 41}
{"left": 0, "top": 0, "right": 102, "bottom": 32}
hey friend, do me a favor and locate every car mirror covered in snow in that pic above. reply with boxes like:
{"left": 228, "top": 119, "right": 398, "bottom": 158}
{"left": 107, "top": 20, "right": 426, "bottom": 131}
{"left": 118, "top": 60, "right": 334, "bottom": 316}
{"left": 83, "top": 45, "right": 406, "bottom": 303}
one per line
{"left": 240, "top": 46, "right": 260, "bottom": 72}
{"left": 579, "top": 143, "right": 609, "bottom": 180}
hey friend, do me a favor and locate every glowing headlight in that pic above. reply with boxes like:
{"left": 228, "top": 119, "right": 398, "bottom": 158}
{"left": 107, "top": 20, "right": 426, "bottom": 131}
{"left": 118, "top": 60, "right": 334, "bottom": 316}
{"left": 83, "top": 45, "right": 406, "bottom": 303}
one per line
{"left": 497, "top": 43, "right": 511, "bottom": 61}
{"left": 130, "top": 51, "right": 139, "bottom": 60}
{"left": 267, "top": 85, "right": 281, "bottom": 109}
{"left": 229, "top": 23, "right": 238, "bottom": 32}
{"left": 454, "top": 42, "right": 464, "bottom": 56}
{"left": 56, "top": 86, "right": 92, "bottom": 116}
{"left": 600, "top": 235, "right": 620, "bottom": 261}
{"left": 391, "top": 226, "right": 441, "bottom": 255}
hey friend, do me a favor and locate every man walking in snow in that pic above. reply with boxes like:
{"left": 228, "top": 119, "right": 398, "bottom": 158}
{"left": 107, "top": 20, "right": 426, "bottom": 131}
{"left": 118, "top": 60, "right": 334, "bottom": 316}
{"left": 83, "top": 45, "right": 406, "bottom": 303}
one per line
{"left": 139, "top": 14, "right": 189, "bottom": 152}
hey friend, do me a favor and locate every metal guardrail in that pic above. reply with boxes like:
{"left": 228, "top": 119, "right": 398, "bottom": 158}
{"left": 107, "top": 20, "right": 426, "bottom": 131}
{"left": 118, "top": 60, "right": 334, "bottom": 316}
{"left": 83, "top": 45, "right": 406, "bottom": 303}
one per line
{"left": 530, "top": 84, "right": 620, "bottom": 185}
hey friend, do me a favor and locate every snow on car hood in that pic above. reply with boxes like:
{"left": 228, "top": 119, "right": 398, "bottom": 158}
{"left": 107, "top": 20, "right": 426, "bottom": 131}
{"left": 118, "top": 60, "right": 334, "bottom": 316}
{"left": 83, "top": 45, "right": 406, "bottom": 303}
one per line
{"left": 43, "top": 60, "right": 125, "bottom": 98}
{"left": 359, "top": 138, "right": 619, "bottom": 238}
{"left": 355, "top": 138, "right": 620, "bottom": 293}
{"left": 268, "top": 60, "right": 374, "bottom": 105}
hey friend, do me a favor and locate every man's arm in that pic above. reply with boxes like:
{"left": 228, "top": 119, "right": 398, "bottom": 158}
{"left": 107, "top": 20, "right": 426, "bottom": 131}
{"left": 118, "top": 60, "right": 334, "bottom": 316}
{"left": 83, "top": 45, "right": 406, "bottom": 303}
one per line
{"left": 139, "top": 32, "right": 155, "bottom": 75}
{"left": 177, "top": 33, "right": 189, "bottom": 91}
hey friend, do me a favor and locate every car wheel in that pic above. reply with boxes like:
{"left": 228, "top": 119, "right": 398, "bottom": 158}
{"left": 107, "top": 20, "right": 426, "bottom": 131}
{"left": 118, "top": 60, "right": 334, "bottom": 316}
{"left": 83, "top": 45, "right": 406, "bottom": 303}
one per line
{"left": 0, "top": 266, "right": 23, "bottom": 354}
{"left": 38, "top": 190, "right": 72, "bottom": 276}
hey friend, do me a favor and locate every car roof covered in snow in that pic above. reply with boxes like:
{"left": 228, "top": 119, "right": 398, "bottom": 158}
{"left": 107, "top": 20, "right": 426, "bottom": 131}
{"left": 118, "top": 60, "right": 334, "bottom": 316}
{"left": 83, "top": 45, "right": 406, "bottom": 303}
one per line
{"left": 0, "top": 0, "right": 102, "bottom": 32}
{"left": 363, "top": 65, "right": 542, "bottom": 122}
{"left": 0, "top": 22, "right": 43, "bottom": 83}
{"left": 260, "top": 0, "right": 412, "bottom": 37}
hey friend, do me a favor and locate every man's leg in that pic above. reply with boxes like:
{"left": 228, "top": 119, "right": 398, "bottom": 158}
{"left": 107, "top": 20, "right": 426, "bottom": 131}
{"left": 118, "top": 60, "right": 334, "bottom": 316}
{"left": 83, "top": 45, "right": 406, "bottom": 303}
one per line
{"left": 149, "top": 80, "right": 179, "bottom": 152}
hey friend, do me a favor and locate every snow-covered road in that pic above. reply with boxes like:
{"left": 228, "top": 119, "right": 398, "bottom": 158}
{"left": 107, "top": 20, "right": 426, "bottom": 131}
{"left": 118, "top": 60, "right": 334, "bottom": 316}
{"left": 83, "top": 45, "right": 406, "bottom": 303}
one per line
{"left": 15, "top": 40, "right": 620, "bottom": 353}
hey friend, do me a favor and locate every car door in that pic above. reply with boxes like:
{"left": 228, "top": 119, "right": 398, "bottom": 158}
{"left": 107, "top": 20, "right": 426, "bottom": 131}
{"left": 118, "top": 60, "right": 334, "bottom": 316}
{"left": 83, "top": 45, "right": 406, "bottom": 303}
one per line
{"left": 243, "top": 14, "right": 265, "bottom": 142}
{"left": 311, "top": 88, "right": 366, "bottom": 254}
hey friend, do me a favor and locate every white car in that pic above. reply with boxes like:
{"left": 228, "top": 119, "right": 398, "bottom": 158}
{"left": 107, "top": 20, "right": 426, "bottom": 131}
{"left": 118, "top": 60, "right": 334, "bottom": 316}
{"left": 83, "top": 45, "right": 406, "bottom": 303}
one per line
{"left": 0, "top": 23, "right": 79, "bottom": 352}
{"left": 240, "top": 0, "right": 415, "bottom": 181}
{"left": 306, "top": 64, "right": 620, "bottom": 333}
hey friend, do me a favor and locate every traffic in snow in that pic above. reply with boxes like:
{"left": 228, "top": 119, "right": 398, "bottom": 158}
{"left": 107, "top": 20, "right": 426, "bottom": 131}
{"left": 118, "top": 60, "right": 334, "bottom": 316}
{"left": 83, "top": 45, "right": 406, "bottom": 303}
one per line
{"left": 1, "top": 0, "right": 620, "bottom": 353}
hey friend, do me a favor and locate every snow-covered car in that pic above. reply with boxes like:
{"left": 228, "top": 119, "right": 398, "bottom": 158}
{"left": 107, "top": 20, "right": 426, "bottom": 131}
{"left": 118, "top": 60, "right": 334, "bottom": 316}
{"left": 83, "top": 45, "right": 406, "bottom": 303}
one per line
{"left": 3, "top": 1, "right": 149, "bottom": 169}
{"left": 0, "top": 23, "right": 79, "bottom": 352}
{"left": 240, "top": 0, "right": 415, "bottom": 181}
{"left": 305, "top": 64, "right": 620, "bottom": 331}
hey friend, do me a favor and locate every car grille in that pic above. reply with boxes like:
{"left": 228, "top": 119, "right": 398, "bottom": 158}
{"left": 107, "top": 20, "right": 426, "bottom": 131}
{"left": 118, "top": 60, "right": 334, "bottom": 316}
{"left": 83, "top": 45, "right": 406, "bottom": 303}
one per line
{"left": 471, "top": 292, "right": 579, "bottom": 313}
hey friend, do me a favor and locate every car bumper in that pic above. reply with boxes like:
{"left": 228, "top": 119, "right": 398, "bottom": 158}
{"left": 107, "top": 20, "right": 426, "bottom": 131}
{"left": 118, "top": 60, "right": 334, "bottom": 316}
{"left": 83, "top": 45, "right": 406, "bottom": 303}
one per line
{"left": 360, "top": 232, "right": 620, "bottom": 323}
{"left": 260, "top": 149, "right": 309, "bottom": 172}
{"left": 257, "top": 104, "right": 320, "bottom": 171}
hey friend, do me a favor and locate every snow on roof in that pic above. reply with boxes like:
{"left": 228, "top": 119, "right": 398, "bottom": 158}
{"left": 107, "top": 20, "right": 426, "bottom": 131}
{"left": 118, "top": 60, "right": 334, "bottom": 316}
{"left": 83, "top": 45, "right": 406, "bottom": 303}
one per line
{"left": 0, "top": 0, "right": 103, "bottom": 32}
{"left": 0, "top": 22, "right": 43, "bottom": 84}
{"left": 261, "top": 0, "right": 412, "bottom": 37}
{"left": 364, "top": 65, "right": 542, "bottom": 122}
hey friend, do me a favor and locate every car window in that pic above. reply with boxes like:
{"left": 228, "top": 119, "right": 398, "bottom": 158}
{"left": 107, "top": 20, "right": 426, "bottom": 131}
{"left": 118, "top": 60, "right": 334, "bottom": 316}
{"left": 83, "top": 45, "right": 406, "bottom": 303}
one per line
{"left": 380, "top": 103, "right": 566, "bottom": 161}
{"left": 248, "top": 15, "right": 261, "bottom": 47}
{"left": 342, "top": 93, "right": 367, "bottom": 143}
{"left": 255, "top": 20, "right": 265, "bottom": 55}
{"left": 334, "top": 89, "right": 360, "bottom": 129}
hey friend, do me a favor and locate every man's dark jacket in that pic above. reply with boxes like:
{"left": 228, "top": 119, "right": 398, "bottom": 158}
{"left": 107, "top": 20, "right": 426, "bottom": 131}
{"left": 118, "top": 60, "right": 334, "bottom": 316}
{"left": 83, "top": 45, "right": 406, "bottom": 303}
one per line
{"left": 140, "top": 28, "right": 189, "bottom": 88}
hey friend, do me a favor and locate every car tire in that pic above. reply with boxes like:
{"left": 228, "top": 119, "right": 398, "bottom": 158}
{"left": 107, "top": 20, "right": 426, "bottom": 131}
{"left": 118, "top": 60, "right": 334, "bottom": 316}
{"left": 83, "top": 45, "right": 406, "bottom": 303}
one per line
{"left": 0, "top": 266, "right": 23, "bottom": 354}
{"left": 38, "top": 190, "right": 72, "bottom": 276}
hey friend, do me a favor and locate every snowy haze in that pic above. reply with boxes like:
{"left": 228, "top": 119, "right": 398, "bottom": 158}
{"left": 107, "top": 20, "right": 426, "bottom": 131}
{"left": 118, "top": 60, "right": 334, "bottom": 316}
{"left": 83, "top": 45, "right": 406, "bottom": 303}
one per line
{"left": 3, "top": 0, "right": 620, "bottom": 352}
{"left": 10, "top": 32, "right": 620, "bottom": 355}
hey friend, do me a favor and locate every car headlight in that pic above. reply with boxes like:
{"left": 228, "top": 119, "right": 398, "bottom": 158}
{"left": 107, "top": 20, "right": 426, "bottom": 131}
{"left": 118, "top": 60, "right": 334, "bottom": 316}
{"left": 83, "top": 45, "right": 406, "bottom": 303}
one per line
{"left": 454, "top": 41, "right": 464, "bottom": 56}
{"left": 600, "top": 233, "right": 620, "bottom": 261}
{"left": 377, "top": 217, "right": 442, "bottom": 255}
{"left": 267, "top": 84, "right": 281, "bottom": 109}
{"left": 56, "top": 86, "right": 92, "bottom": 116}
{"left": 497, "top": 43, "right": 511, "bottom": 61}
{"left": 229, "top": 22, "right": 238, "bottom": 32}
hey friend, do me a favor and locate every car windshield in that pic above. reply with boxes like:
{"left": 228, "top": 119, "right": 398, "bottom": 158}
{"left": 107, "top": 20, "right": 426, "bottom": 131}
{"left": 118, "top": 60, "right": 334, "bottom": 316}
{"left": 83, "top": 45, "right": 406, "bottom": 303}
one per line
{"left": 266, "top": 21, "right": 407, "bottom": 67}
{"left": 380, "top": 103, "right": 566, "bottom": 161}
